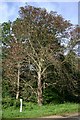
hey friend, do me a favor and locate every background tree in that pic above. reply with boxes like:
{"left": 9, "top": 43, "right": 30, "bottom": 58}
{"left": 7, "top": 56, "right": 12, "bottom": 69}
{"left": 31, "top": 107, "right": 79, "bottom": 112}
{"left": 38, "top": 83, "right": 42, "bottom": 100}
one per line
{"left": 2, "top": 22, "right": 27, "bottom": 99}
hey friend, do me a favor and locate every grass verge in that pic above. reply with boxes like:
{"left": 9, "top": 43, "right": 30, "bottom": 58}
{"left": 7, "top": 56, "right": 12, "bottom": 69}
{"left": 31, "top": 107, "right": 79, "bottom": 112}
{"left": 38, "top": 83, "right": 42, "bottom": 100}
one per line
{"left": 2, "top": 102, "right": 79, "bottom": 118}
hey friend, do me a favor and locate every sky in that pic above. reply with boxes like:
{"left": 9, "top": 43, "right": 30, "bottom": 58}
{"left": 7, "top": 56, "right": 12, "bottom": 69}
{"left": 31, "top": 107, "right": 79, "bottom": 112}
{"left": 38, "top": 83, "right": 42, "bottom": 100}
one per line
{"left": 0, "top": 1, "right": 78, "bottom": 25}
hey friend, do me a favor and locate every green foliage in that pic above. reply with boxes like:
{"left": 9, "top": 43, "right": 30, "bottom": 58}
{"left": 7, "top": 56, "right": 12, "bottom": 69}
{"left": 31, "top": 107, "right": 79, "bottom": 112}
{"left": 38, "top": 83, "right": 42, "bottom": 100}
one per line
{"left": 24, "top": 102, "right": 37, "bottom": 110}
{"left": 1, "top": 21, "right": 12, "bottom": 45}
{"left": 2, "top": 79, "right": 9, "bottom": 96}
{"left": 2, "top": 97, "right": 14, "bottom": 108}
{"left": 14, "top": 99, "right": 20, "bottom": 108}
{"left": 43, "top": 87, "right": 62, "bottom": 104}
{"left": 2, "top": 97, "right": 26, "bottom": 109}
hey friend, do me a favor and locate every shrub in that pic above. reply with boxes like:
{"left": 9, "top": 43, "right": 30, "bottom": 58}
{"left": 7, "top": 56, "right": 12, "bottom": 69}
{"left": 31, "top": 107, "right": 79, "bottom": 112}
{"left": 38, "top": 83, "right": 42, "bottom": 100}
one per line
{"left": 2, "top": 97, "right": 14, "bottom": 108}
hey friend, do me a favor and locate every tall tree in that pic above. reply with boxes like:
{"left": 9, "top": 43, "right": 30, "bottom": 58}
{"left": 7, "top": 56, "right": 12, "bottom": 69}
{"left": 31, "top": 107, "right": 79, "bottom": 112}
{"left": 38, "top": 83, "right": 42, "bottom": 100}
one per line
{"left": 11, "top": 5, "right": 71, "bottom": 105}
{"left": 2, "top": 4, "right": 72, "bottom": 105}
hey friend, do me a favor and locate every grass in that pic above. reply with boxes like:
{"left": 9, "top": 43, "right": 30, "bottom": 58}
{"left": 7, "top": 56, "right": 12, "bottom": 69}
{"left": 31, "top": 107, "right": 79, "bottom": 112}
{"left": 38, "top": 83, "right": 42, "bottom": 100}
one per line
{"left": 2, "top": 102, "right": 79, "bottom": 118}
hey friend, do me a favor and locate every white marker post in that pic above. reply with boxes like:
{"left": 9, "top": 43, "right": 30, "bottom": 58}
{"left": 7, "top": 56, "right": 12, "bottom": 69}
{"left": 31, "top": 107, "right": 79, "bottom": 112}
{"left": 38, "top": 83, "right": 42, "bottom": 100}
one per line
{"left": 20, "top": 99, "right": 22, "bottom": 112}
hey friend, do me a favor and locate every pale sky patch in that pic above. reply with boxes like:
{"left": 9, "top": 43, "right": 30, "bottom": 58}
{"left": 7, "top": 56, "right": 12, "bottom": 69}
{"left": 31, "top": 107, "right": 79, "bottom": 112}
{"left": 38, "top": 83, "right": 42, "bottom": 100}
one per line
{"left": 0, "top": 3, "right": 9, "bottom": 23}
{"left": 0, "top": 2, "right": 25, "bottom": 23}
{"left": 1, "top": 0, "right": 79, "bottom": 2}
{"left": 0, "top": 1, "right": 78, "bottom": 24}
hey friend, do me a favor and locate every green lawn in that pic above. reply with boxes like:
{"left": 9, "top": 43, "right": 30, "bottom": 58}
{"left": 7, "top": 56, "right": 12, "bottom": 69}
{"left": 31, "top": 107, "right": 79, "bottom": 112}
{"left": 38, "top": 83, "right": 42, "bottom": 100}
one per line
{"left": 2, "top": 102, "right": 79, "bottom": 118}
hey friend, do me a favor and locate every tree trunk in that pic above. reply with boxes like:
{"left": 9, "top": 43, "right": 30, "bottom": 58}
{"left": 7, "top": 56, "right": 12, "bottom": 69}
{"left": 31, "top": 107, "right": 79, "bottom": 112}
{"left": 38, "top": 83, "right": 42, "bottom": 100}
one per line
{"left": 16, "top": 62, "right": 20, "bottom": 99}
{"left": 37, "top": 71, "right": 43, "bottom": 106}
